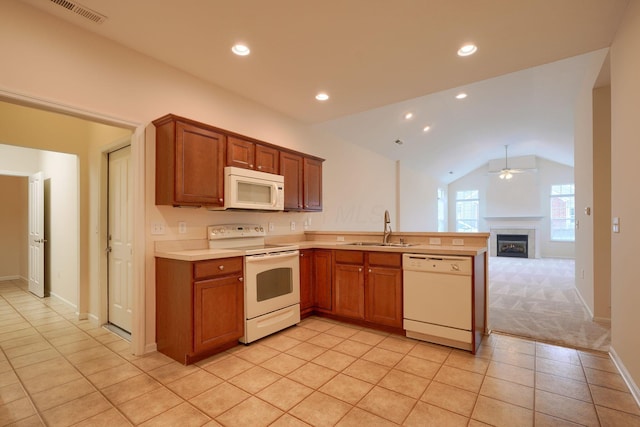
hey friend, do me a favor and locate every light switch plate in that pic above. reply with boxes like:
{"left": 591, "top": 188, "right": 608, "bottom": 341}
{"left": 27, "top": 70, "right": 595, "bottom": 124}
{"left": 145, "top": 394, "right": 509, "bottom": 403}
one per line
{"left": 178, "top": 221, "right": 187, "bottom": 234}
{"left": 429, "top": 237, "right": 441, "bottom": 245}
{"left": 452, "top": 238, "right": 464, "bottom": 246}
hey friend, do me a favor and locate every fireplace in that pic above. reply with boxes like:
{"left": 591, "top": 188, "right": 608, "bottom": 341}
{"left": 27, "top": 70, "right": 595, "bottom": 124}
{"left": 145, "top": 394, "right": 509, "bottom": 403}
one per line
{"left": 497, "top": 234, "right": 528, "bottom": 258}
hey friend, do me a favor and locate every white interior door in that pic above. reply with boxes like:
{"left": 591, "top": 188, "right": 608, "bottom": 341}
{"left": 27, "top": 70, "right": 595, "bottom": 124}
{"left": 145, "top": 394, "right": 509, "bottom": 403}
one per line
{"left": 108, "top": 146, "right": 133, "bottom": 332}
{"left": 28, "top": 171, "right": 45, "bottom": 297}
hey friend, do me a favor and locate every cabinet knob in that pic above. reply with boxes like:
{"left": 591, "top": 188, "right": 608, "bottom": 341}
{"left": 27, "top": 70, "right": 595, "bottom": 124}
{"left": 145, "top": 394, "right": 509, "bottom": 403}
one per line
{"left": 305, "top": 204, "right": 309, "bottom": 208}
{"left": 219, "top": 198, "right": 223, "bottom": 202}
{"left": 358, "top": 267, "right": 362, "bottom": 272}
{"left": 300, "top": 253, "right": 304, "bottom": 257}
{"left": 239, "top": 277, "right": 243, "bottom": 282}
{"left": 368, "top": 269, "right": 372, "bottom": 273}
{"left": 250, "top": 164, "right": 254, "bottom": 168}
{"left": 218, "top": 265, "right": 224, "bottom": 270}
{"left": 257, "top": 165, "right": 262, "bottom": 170}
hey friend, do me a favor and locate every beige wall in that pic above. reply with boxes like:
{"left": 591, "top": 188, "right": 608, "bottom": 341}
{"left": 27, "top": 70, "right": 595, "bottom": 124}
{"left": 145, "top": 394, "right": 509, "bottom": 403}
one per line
{"left": 0, "top": 143, "right": 80, "bottom": 305}
{"left": 592, "top": 85, "right": 612, "bottom": 321}
{"left": 0, "top": 103, "right": 131, "bottom": 312}
{"left": 0, "top": 175, "right": 28, "bottom": 279}
{"left": 610, "top": 0, "right": 640, "bottom": 394}
{"left": 1, "top": 2, "right": 396, "bottom": 352}
{"left": 448, "top": 157, "right": 575, "bottom": 258}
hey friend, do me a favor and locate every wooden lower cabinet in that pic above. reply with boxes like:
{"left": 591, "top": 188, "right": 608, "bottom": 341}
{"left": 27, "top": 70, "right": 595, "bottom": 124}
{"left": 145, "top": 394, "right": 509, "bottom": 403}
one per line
{"left": 299, "top": 249, "right": 314, "bottom": 316}
{"left": 333, "top": 250, "right": 403, "bottom": 328}
{"left": 313, "top": 249, "right": 333, "bottom": 312}
{"left": 156, "top": 257, "right": 244, "bottom": 364}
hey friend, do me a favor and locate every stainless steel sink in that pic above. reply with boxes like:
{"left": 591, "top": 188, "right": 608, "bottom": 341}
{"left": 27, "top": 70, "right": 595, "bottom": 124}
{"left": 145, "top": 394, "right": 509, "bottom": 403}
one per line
{"left": 344, "top": 241, "right": 416, "bottom": 248}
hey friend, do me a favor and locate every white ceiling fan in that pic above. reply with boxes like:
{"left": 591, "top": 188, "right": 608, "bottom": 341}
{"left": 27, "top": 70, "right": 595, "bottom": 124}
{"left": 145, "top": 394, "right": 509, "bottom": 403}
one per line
{"left": 496, "top": 144, "right": 525, "bottom": 180}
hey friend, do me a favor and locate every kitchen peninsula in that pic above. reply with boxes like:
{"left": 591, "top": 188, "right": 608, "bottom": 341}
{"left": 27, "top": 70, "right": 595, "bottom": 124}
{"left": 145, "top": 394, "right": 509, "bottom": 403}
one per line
{"left": 155, "top": 230, "right": 489, "bottom": 364}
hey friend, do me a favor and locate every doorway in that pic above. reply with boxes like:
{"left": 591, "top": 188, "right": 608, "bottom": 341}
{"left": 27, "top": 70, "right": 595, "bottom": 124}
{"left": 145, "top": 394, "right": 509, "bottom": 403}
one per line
{"left": 107, "top": 145, "right": 133, "bottom": 336}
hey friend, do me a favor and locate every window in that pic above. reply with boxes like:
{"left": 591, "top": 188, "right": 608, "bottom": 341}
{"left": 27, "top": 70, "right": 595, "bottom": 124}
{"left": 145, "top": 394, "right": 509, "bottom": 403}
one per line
{"left": 550, "top": 184, "right": 575, "bottom": 241}
{"left": 437, "top": 188, "right": 446, "bottom": 232}
{"left": 455, "top": 190, "right": 479, "bottom": 232}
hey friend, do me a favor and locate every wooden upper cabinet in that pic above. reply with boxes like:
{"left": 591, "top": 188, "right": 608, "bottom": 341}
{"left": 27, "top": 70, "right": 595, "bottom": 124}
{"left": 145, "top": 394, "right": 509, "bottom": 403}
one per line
{"left": 280, "top": 151, "right": 304, "bottom": 210}
{"left": 303, "top": 157, "right": 322, "bottom": 211}
{"left": 227, "top": 136, "right": 280, "bottom": 174}
{"left": 255, "top": 144, "right": 279, "bottom": 174}
{"left": 154, "top": 115, "right": 225, "bottom": 207}
{"left": 226, "top": 136, "right": 254, "bottom": 170}
{"left": 280, "top": 151, "right": 324, "bottom": 212}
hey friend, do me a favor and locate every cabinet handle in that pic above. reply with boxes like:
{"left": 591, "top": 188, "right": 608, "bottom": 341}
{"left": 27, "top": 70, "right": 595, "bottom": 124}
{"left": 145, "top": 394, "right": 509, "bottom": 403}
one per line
{"left": 368, "top": 269, "right": 372, "bottom": 273}
{"left": 218, "top": 265, "right": 224, "bottom": 271}
{"left": 300, "top": 253, "right": 304, "bottom": 257}
{"left": 239, "top": 277, "right": 243, "bottom": 282}
{"left": 250, "top": 164, "right": 254, "bottom": 168}
{"left": 358, "top": 267, "right": 362, "bottom": 272}
{"left": 257, "top": 165, "right": 262, "bottom": 170}
{"left": 219, "top": 198, "right": 223, "bottom": 202}
{"left": 305, "top": 204, "right": 309, "bottom": 208}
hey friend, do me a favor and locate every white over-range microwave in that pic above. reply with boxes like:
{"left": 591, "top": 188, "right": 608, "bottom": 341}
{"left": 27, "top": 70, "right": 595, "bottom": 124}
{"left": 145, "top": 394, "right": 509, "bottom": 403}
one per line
{"left": 211, "top": 166, "right": 284, "bottom": 211}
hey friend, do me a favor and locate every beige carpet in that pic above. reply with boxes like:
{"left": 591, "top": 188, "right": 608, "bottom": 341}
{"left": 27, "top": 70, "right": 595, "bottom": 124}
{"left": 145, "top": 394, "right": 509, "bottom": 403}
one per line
{"left": 489, "top": 257, "right": 611, "bottom": 352}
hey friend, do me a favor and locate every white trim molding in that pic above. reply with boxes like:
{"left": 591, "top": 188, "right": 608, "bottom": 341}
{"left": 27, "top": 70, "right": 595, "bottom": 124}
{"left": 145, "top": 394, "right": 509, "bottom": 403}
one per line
{"left": 610, "top": 346, "right": 640, "bottom": 408}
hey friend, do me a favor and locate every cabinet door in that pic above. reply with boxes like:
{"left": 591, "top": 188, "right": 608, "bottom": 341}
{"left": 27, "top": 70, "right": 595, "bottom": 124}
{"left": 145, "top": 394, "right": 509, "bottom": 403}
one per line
{"left": 255, "top": 144, "right": 279, "bottom": 174}
{"left": 313, "top": 250, "right": 333, "bottom": 311}
{"left": 334, "top": 264, "right": 365, "bottom": 319}
{"left": 303, "top": 157, "right": 323, "bottom": 211}
{"left": 175, "top": 121, "right": 225, "bottom": 206}
{"left": 280, "top": 152, "right": 303, "bottom": 210}
{"left": 299, "top": 249, "right": 314, "bottom": 313}
{"left": 366, "top": 267, "right": 402, "bottom": 327}
{"left": 227, "top": 136, "right": 255, "bottom": 170}
{"left": 193, "top": 275, "right": 243, "bottom": 353}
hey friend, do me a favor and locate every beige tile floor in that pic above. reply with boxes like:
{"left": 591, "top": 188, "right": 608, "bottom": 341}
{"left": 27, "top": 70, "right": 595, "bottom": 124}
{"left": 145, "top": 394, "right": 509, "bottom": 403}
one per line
{"left": 1, "top": 279, "right": 640, "bottom": 427}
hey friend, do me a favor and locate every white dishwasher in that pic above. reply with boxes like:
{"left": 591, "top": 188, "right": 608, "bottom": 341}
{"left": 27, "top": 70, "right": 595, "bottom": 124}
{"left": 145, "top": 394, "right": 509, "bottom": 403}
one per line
{"left": 403, "top": 254, "right": 473, "bottom": 351}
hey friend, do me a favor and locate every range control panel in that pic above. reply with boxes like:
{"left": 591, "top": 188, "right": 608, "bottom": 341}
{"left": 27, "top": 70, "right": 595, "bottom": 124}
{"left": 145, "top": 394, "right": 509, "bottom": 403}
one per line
{"left": 208, "top": 224, "right": 265, "bottom": 240}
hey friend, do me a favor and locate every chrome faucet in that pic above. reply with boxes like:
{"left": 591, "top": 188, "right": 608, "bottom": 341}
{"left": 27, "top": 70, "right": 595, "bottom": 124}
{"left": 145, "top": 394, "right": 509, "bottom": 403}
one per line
{"left": 383, "top": 210, "right": 392, "bottom": 244}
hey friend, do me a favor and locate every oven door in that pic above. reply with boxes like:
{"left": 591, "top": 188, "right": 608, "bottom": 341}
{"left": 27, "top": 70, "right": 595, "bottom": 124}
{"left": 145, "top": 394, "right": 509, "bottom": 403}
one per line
{"left": 245, "top": 250, "right": 300, "bottom": 319}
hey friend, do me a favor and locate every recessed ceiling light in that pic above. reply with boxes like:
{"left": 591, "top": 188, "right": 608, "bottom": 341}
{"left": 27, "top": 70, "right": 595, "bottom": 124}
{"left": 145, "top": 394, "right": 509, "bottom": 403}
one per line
{"left": 231, "top": 44, "right": 250, "bottom": 56}
{"left": 455, "top": 93, "right": 467, "bottom": 99}
{"left": 315, "top": 92, "right": 329, "bottom": 101}
{"left": 457, "top": 44, "right": 477, "bottom": 57}
{"left": 404, "top": 112, "right": 413, "bottom": 120}
{"left": 423, "top": 125, "right": 431, "bottom": 132}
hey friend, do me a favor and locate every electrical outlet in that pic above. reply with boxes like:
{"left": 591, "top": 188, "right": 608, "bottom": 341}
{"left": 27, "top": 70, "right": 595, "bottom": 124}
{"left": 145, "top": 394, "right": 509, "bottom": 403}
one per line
{"left": 337, "top": 236, "right": 345, "bottom": 242}
{"left": 268, "top": 222, "right": 275, "bottom": 232}
{"left": 290, "top": 221, "right": 296, "bottom": 231}
{"left": 178, "top": 221, "right": 187, "bottom": 234}
{"left": 429, "top": 237, "right": 441, "bottom": 245}
{"left": 452, "top": 238, "right": 464, "bottom": 246}
{"left": 151, "top": 223, "right": 165, "bottom": 235}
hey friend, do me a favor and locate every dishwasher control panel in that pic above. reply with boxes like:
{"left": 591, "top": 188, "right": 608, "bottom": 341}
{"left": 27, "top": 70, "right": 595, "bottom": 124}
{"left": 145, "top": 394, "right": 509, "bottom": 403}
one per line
{"left": 402, "top": 254, "right": 472, "bottom": 275}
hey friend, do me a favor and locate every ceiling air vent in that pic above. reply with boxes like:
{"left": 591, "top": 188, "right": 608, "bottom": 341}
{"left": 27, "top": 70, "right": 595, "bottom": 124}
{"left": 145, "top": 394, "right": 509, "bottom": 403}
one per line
{"left": 49, "top": 0, "right": 107, "bottom": 24}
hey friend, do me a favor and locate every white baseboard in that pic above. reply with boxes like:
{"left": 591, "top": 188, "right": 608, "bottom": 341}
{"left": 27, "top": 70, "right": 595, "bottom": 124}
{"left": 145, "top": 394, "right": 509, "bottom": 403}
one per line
{"left": 574, "top": 287, "right": 595, "bottom": 319}
{"left": 49, "top": 292, "right": 78, "bottom": 311}
{"left": 593, "top": 316, "right": 611, "bottom": 326}
{"left": 609, "top": 346, "right": 640, "bottom": 408}
{"left": 0, "top": 275, "right": 20, "bottom": 281}
{"left": 144, "top": 343, "right": 158, "bottom": 354}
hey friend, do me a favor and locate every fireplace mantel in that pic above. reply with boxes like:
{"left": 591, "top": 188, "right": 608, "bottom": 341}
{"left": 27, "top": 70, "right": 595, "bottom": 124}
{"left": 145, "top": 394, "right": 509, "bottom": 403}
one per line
{"left": 484, "top": 216, "right": 544, "bottom": 221}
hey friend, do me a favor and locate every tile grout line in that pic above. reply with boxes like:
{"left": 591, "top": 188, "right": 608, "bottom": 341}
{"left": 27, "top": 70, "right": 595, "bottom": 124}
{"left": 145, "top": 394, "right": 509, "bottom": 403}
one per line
{"left": 0, "top": 281, "right": 138, "bottom": 425}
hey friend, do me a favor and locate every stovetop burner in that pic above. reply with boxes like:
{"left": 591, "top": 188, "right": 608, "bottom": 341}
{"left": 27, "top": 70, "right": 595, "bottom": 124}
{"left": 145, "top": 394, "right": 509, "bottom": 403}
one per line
{"left": 207, "top": 224, "right": 298, "bottom": 255}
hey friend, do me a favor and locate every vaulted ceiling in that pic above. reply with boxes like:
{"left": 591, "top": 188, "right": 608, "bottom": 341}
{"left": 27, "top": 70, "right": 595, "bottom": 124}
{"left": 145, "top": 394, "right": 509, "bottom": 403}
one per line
{"left": 18, "top": 0, "right": 629, "bottom": 182}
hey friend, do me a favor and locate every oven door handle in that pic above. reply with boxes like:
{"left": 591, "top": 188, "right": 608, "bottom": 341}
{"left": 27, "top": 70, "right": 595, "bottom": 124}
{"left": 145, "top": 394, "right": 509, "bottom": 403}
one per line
{"left": 245, "top": 250, "right": 299, "bottom": 262}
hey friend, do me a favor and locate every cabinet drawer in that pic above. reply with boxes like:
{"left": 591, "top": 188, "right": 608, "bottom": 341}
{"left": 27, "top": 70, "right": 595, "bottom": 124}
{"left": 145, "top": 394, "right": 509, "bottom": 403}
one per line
{"left": 194, "top": 257, "right": 243, "bottom": 279}
{"left": 368, "top": 252, "right": 402, "bottom": 268}
{"left": 334, "top": 250, "right": 364, "bottom": 265}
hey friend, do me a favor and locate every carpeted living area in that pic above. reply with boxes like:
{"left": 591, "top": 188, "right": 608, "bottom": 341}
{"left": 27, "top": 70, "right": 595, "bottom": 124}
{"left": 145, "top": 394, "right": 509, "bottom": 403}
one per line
{"left": 489, "top": 257, "right": 611, "bottom": 352}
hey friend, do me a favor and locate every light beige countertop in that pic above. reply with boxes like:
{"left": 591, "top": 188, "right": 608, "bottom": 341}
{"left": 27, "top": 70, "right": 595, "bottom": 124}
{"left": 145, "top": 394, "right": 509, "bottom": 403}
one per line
{"left": 155, "top": 238, "right": 487, "bottom": 261}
